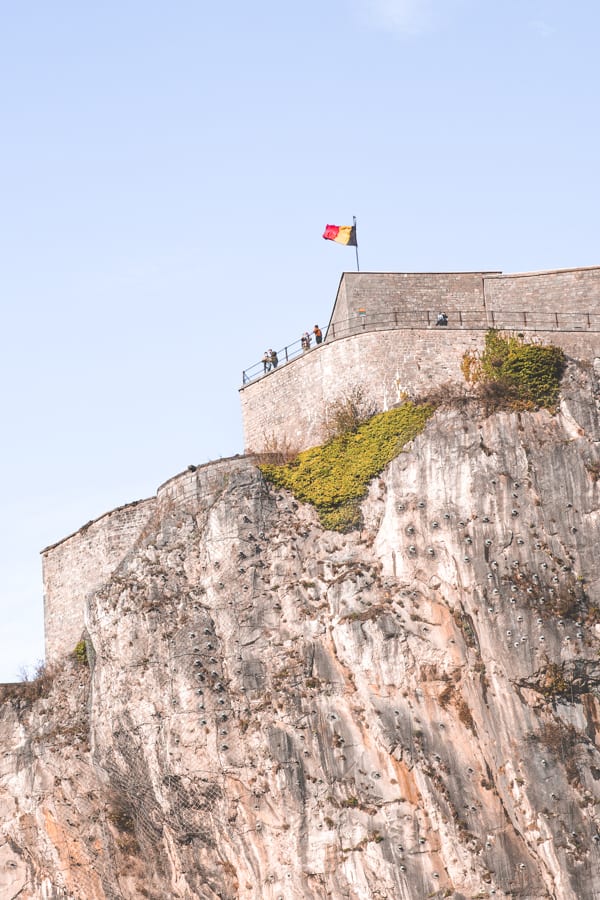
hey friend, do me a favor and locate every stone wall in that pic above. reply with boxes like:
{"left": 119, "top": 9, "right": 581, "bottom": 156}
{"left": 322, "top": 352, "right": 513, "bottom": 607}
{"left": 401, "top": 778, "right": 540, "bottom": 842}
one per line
{"left": 157, "top": 456, "right": 255, "bottom": 511}
{"left": 242, "top": 267, "right": 600, "bottom": 454}
{"left": 42, "top": 457, "right": 255, "bottom": 664}
{"left": 330, "top": 271, "right": 492, "bottom": 323}
{"left": 240, "top": 328, "right": 485, "bottom": 454}
{"left": 484, "top": 267, "right": 600, "bottom": 315}
{"left": 42, "top": 499, "right": 156, "bottom": 664}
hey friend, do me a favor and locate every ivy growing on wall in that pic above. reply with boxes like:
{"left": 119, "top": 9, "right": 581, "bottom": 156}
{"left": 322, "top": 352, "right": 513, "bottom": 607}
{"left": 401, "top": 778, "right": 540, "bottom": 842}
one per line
{"left": 461, "top": 329, "right": 566, "bottom": 410}
{"left": 260, "top": 402, "right": 434, "bottom": 531}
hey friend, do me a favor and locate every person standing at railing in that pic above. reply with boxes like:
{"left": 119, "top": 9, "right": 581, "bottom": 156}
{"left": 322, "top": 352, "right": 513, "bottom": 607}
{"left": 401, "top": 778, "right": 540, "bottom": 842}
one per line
{"left": 270, "top": 349, "right": 279, "bottom": 369}
{"left": 436, "top": 312, "right": 448, "bottom": 326}
{"left": 301, "top": 332, "right": 311, "bottom": 351}
{"left": 313, "top": 324, "right": 323, "bottom": 344}
{"left": 262, "top": 350, "right": 272, "bottom": 373}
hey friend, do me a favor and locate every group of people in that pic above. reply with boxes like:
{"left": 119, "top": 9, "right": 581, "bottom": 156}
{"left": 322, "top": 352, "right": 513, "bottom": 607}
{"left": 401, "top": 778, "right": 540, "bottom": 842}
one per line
{"left": 262, "top": 348, "right": 279, "bottom": 373}
{"left": 261, "top": 325, "right": 323, "bottom": 375}
{"left": 436, "top": 312, "right": 448, "bottom": 326}
{"left": 301, "top": 324, "right": 323, "bottom": 351}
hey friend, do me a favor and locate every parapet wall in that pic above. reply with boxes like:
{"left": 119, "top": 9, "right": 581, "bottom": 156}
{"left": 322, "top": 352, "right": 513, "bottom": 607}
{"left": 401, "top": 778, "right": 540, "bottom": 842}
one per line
{"left": 157, "top": 455, "right": 253, "bottom": 511}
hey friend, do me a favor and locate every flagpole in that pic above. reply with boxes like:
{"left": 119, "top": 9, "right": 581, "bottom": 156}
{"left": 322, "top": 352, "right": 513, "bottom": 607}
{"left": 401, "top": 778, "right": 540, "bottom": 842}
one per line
{"left": 353, "top": 216, "right": 360, "bottom": 271}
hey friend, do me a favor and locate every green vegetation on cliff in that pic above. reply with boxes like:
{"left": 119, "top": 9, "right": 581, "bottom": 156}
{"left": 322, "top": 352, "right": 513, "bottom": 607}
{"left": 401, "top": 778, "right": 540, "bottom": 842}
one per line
{"left": 260, "top": 402, "right": 434, "bottom": 531}
{"left": 462, "top": 329, "right": 566, "bottom": 410}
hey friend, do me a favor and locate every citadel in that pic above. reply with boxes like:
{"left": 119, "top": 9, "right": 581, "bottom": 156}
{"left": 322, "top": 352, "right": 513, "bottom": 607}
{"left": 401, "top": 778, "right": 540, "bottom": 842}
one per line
{"left": 43, "top": 265, "right": 600, "bottom": 667}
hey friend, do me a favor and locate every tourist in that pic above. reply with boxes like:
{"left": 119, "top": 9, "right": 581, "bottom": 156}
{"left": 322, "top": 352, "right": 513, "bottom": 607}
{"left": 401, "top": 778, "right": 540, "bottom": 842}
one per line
{"left": 313, "top": 324, "right": 323, "bottom": 344}
{"left": 262, "top": 350, "right": 272, "bottom": 373}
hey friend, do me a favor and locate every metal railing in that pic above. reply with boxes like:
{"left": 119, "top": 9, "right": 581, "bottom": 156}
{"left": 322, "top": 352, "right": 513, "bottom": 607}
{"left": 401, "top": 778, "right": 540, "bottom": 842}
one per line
{"left": 242, "top": 337, "right": 312, "bottom": 384}
{"left": 241, "top": 308, "right": 600, "bottom": 385}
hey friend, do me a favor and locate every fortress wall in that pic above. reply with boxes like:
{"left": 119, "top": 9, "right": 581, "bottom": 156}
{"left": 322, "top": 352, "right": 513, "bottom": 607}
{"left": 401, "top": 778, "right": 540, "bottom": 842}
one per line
{"left": 42, "top": 498, "right": 156, "bottom": 664}
{"left": 42, "top": 457, "right": 256, "bottom": 666}
{"left": 156, "top": 456, "right": 256, "bottom": 511}
{"left": 330, "top": 272, "right": 491, "bottom": 329}
{"left": 544, "top": 332, "right": 600, "bottom": 360}
{"left": 240, "top": 328, "right": 485, "bottom": 454}
{"left": 240, "top": 326, "right": 600, "bottom": 454}
{"left": 485, "top": 267, "right": 600, "bottom": 314}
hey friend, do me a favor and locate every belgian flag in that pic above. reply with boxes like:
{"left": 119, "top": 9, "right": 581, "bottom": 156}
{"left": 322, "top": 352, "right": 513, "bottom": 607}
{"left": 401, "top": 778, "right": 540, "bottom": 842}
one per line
{"left": 322, "top": 223, "right": 357, "bottom": 246}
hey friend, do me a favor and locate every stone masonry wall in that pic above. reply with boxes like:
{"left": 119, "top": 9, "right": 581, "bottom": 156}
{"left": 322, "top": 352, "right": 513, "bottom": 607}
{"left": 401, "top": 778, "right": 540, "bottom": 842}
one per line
{"left": 42, "top": 458, "right": 255, "bottom": 665}
{"left": 242, "top": 267, "right": 600, "bottom": 455}
{"left": 326, "top": 268, "right": 600, "bottom": 338}
{"left": 240, "top": 328, "right": 485, "bottom": 454}
{"left": 240, "top": 326, "right": 600, "bottom": 455}
{"left": 330, "top": 272, "right": 492, "bottom": 323}
{"left": 484, "top": 266, "right": 600, "bottom": 315}
{"left": 42, "top": 499, "right": 156, "bottom": 665}
{"left": 156, "top": 456, "right": 255, "bottom": 511}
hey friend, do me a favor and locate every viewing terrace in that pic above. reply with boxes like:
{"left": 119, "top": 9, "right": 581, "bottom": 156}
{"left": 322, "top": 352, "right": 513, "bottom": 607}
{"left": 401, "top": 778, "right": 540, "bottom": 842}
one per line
{"left": 241, "top": 306, "right": 600, "bottom": 386}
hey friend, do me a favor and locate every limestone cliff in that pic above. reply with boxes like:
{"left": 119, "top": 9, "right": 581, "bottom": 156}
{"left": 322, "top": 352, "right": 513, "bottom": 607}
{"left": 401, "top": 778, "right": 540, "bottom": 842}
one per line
{"left": 1, "top": 362, "right": 600, "bottom": 900}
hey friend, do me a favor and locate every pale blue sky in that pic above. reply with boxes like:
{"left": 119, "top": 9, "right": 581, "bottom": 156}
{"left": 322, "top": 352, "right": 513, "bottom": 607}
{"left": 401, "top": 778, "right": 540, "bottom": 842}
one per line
{"left": 1, "top": 0, "right": 599, "bottom": 680}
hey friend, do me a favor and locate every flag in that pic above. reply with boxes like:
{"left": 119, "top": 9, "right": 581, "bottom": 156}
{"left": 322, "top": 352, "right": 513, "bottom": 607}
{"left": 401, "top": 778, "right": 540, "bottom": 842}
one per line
{"left": 322, "top": 224, "right": 357, "bottom": 246}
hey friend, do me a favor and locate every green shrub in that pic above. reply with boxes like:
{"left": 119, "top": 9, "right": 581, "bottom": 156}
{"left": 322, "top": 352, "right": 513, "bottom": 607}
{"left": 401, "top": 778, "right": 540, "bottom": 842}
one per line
{"left": 73, "top": 640, "right": 88, "bottom": 667}
{"left": 462, "top": 330, "right": 565, "bottom": 410}
{"left": 260, "top": 402, "right": 434, "bottom": 531}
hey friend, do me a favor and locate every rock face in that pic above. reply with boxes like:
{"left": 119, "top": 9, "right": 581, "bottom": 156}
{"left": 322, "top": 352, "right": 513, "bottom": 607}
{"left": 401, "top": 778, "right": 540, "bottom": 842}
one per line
{"left": 1, "top": 362, "right": 600, "bottom": 899}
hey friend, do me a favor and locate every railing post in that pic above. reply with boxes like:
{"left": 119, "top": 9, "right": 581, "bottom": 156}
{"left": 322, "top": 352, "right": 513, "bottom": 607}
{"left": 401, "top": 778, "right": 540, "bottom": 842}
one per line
{"left": 587, "top": 312, "right": 591, "bottom": 328}
{"left": 555, "top": 312, "right": 559, "bottom": 328}
{"left": 394, "top": 310, "right": 398, "bottom": 326}
{"left": 426, "top": 310, "right": 430, "bottom": 326}
{"left": 491, "top": 310, "right": 495, "bottom": 327}
{"left": 523, "top": 311, "right": 527, "bottom": 326}
{"left": 285, "top": 346, "right": 288, "bottom": 362}
{"left": 459, "top": 310, "right": 463, "bottom": 326}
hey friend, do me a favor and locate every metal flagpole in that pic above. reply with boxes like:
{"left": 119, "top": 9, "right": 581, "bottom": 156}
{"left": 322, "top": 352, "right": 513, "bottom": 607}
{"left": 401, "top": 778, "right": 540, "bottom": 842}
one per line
{"left": 353, "top": 216, "right": 360, "bottom": 271}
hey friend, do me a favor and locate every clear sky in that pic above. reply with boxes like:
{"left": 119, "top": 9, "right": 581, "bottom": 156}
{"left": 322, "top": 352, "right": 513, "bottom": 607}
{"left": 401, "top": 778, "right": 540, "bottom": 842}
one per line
{"left": 1, "top": 0, "right": 599, "bottom": 681}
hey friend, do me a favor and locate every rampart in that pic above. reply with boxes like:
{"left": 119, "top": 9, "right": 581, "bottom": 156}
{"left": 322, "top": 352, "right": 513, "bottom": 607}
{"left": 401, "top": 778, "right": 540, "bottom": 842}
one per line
{"left": 42, "top": 456, "right": 252, "bottom": 664}
{"left": 240, "top": 267, "right": 600, "bottom": 453}
{"left": 42, "top": 499, "right": 156, "bottom": 664}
